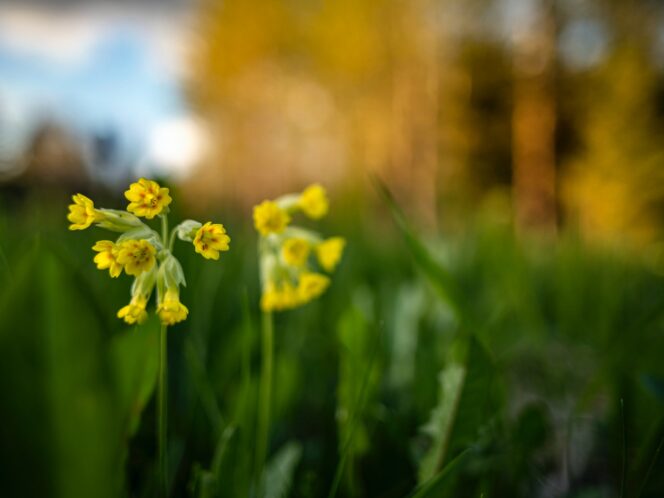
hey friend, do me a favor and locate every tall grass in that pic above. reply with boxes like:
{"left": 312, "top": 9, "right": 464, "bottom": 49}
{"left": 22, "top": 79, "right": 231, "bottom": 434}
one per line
{"left": 0, "top": 189, "right": 663, "bottom": 497}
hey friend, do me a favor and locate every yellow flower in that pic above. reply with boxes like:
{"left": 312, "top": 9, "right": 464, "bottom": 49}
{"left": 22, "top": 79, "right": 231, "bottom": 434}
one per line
{"left": 279, "top": 282, "right": 301, "bottom": 310}
{"left": 67, "top": 194, "right": 104, "bottom": 230}
{"left": 261, "top": 281, "right": 300, "bottom": 312}
{"left": 92, "top": 240, "right": 123, "bottom": 278}
{"left": 254, "top": 200, "right": 291, "bottom": 236}
{"left": 116, "top": 239, "right": 156, "bottom": 276}
{"left": 282, "top": 238, "right": 310, "bottom": 267}
{"left": 299, "top": 184, "right": 329, "bottom": 220}
{"left": 260, "top": 283, "right": 280, "bottom": 312}
{"left": 125, "top": 178, "right": 172, "bottom": 219}
{"left": 316, "top": 237, "right": 346, "bottom": 272}
{"left": 297, "top": 272, "right": 330, "bottom": 303}
{"left": 157, "top": 288, "right": 189, "bottom": 325}
{"left": 117, "top": 295, "right": 148, "bottom": 325}
{"left": 193, "top": 222, "right": 231, "bottom": 260}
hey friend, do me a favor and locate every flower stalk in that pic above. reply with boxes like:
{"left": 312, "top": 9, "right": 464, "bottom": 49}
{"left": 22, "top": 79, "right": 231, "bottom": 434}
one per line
{"left": 256, "top": 310, "right": 274, "bottom": 491}
{"left": 253, "top": 184, "right": 346, "bottom": 488}
{"left": 67, "top": 179, "right": 231, "bottom": 498}
{"left": 158, "top": 212, "right": 169, "bottom": 498}
{"left": 158, "top": 321, "right": 168, "bottom": 497}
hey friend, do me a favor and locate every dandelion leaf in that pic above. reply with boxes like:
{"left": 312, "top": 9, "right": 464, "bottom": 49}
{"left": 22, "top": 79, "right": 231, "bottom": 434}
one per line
{"left": 417, "top": 336, "right": 497, "bottom": 484}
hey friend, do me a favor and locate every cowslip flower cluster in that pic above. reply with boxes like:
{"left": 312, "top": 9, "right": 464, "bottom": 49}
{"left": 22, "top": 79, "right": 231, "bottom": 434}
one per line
{"left": 254, "top": 184, "right": 345, "bottom": 312}
{"left": 67, "top": 179, "right": 231, "bottom": 326}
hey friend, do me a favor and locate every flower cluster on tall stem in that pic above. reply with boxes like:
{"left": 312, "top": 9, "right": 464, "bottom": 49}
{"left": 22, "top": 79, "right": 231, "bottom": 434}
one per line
{"left": 252, "top": 184, "right": 345, "bottom": 491}
{"left": 68, "top": 178, "right": 231, "bottom": 498}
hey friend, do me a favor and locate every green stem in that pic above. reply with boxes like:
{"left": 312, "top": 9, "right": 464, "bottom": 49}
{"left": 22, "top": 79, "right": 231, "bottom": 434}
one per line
{"left": 620, "top": 397, "right": 626, "bottom": 498}
{"left": 256, "top": 311, "right": 274, "bottom": 490}
{"left": 169, "top": 229, "right": 177, "bottom": 252}
{"left": 161, "top": 214, "right": 169, "bottom": 247}
{"left": 158, "top": 323, "right": 168, "bottom": 497}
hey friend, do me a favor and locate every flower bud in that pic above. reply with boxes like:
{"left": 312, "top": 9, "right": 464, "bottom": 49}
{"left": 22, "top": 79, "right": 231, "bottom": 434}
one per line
{"left": 175, "top": 220, "right": 203, "bottom": 242}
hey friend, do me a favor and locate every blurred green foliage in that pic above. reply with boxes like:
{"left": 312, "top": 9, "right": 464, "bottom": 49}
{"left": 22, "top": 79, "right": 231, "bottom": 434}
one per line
{"left": 0, "top": 187, "right": 663, "bottom": 498}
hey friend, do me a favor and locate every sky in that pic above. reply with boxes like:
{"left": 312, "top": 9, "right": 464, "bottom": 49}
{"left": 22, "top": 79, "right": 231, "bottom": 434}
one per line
{"left": 0, "top": 0, "right": 206, "bottom": 183}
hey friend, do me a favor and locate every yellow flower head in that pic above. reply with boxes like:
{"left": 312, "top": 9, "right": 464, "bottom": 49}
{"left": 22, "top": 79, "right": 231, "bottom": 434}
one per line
{"left": 299, "top": 184, "right": 329, "bottom": 220}
{"left": 282, "top": 238, "right": 310, "bottom": 267}
{"left": 125, "top": 178, "right": 172, "bottom": 219}
{"left": 254, "top": 200, "right": 291, "bottom": 236}
{"left": 256, "top": 184, "right": 340, "bottom": 313}
{"left": 157, "top": 288, "right": 189, "bottom": 326}
{"left": 297, "top": 272, "right": 330, "bottom": 303}
{"left": 117, "top": 295, "right": 148, "bottom": 325}
{"left": 116, "top": 239, "right": 156, "bottom": 276}
{"left": 69, "top": 178, "right": 231, "bottom": 329}
{"left": 193, "top": 222, "right": 231, "bottom": 260}
{"left": 92, "top": 240, "right": 123, "bottom": 278}
{"left": 316, "top": 237, "right": 346, "bottom": 272}
{"left": 67, "top": 194, "right": 104, "bottom": 230}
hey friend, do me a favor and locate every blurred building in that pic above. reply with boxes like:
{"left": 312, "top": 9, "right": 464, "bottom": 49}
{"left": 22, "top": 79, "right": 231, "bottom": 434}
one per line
{"left": 19, "top": 121, "right": 89, "bottom": 190}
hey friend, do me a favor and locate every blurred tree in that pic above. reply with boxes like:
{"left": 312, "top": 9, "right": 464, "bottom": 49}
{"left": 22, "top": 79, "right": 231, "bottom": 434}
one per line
{"left": 186, "top": 0, "right": 446, "bottom": 224}
{"left": 562, "top": 0, "right": 664, "bottom": 246}
{"left": 186, "top": 0, "right": 664, "bottom": 244}
{"left": 443, "top": 38, "right": 513, "bottom": 227}
{"left": 511, "top": 0, "right": 559, "bottom": 235}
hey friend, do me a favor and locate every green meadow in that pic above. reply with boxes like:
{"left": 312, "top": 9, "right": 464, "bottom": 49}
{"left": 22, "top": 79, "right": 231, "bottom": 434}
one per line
{"left": 0, "top": 185, "right": 662, "bottom": 498}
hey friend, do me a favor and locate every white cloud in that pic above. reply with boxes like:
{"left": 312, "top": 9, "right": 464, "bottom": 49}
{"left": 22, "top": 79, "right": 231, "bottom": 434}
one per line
{"left": 146, "top": 115, "right": 208, "bottom": 179}
{"left": 0, "top": 3, "right": 190, "bottom": 75}
{"left": 0, "top": 5, "right": 100, "bottom": 65}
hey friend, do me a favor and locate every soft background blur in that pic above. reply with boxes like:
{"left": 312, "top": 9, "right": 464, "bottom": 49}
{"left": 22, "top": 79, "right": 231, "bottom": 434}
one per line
{"left": 1, "top": 0, "right": 664, "bottom": 497}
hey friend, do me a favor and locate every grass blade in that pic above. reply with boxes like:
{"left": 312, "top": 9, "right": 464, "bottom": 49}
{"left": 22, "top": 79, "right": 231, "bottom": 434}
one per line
{"left": 373, "top": 177, "right": 461, "bottom": 317}
{"left": 408, "top": 448, "right": 473, "bottom": 498}
{"left": 328, "top": 318, "right": 382, "bottom": 498}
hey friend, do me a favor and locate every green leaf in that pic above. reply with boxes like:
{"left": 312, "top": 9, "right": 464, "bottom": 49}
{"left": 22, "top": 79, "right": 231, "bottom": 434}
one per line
{"left": 160, "top": 254, "right": 187, "bottom": 288}
{"left": 418, "top": 336, "right": 498, "bottom": 484}
{"left": 0, "top": 241, "right": 164, "bottom": 497}
{"left": 109, "top": 314, "right": 160, "bottom": 438}
{"left": 262, "top": 441, "right": 303, "bottom": 498}
{"left": 0, "top": 246, "right": 52, "bottom": 497}
{"left": 40, "top": 249, "right": 122, "bottom": 498}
